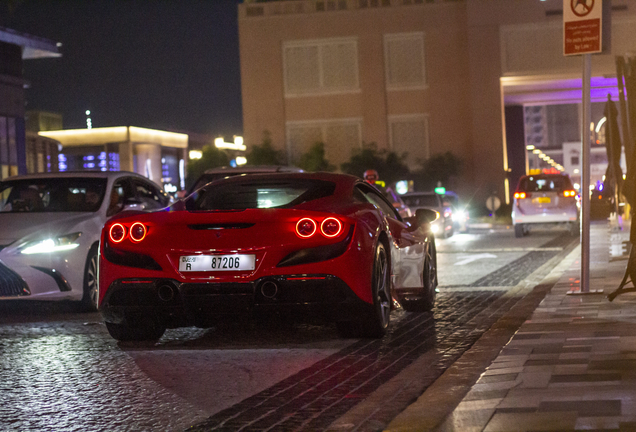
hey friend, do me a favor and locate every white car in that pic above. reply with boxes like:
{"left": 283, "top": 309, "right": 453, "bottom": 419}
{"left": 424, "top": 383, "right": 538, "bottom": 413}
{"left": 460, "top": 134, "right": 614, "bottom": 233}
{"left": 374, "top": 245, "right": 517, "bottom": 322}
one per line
{"left": 0, "top": 172, "right": 169, "bottom": 310}
{"left": 512, "top": 173, "right": 579, "bottom": 238}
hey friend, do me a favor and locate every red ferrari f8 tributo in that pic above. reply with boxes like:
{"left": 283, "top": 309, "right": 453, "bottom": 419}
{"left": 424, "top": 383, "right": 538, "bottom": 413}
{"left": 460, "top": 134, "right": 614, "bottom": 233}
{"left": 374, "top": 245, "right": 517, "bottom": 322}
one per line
{"left": 98, "top": 173, "right": 438, "bottom": 341}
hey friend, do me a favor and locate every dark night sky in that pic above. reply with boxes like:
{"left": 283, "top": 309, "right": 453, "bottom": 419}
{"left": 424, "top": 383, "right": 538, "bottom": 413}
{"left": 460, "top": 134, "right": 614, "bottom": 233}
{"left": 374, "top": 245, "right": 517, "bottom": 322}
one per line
{"left": 1, "top": 0, "right": 243, "bottom": 137}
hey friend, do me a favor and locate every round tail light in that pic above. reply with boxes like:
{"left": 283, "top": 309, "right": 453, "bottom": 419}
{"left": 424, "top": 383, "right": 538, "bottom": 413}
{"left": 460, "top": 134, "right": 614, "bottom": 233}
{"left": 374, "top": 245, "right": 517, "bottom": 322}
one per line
{"left": 109, "top": 223, "right": 126, "bottom": 243}
{"left": 296, "top": 218, "right": 317, "bottom": 238}
{"left": 129, "top": 222, "right": 147, "bottom": 242}
{"left": 321, "top": 217, "right": 343, "bottom": 238}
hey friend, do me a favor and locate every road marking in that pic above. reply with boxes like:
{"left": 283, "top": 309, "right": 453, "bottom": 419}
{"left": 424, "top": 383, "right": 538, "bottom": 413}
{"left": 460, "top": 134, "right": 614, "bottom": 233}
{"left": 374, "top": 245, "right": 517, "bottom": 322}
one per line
{"left": 439, "top": 247, "right": 563, "bottom": 254}
{"left": 454, "top": 253, "right": 497, "bottom": 266}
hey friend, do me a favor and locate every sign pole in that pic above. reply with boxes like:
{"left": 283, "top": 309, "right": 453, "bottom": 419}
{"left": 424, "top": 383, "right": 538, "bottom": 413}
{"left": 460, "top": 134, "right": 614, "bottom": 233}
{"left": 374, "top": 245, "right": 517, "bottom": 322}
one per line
{"left": 563, "top": 0, "right": 607, "bottom": 295}
{"left": 581, "top": 53, "right": 591, "bottom": 294}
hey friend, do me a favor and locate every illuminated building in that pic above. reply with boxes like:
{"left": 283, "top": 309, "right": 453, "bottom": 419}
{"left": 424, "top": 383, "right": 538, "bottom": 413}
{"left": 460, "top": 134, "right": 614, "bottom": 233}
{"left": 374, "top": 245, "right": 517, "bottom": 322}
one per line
{"left": 39, "top": 127, "right": 188, "bottom": 192}
{"left": 0, "top": 26, "right": 60, "bottom": 180}
{"left": 238, "top": 0, "right": 634, "bottom": 203}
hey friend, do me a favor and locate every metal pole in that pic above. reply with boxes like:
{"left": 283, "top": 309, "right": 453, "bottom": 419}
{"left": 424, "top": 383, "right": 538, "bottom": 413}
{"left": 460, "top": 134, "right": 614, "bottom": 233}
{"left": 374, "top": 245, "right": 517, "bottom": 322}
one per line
{"left": 581, "top": 53, "right": 591, "bottom": 293}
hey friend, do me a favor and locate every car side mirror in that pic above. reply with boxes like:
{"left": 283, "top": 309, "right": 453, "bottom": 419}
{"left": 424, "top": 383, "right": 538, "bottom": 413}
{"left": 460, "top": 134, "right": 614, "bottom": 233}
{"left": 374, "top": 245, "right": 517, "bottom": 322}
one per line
{"left": 416, "top": 208, "right": 439, "bottom": 225}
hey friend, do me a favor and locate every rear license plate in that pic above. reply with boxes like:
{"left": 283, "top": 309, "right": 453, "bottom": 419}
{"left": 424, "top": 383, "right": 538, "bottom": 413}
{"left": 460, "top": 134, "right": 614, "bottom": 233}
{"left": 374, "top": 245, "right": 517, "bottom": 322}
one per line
{"left": 179, "top": 254, "right": 256, "bottom": 272}
{"left": 533, "top": 197, "right": 551, "bottom": 204}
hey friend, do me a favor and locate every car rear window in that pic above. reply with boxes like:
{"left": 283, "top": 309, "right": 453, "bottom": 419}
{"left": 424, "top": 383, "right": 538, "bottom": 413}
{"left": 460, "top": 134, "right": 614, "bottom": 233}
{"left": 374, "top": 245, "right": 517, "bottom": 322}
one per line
{"left": 0, "top": 178, "right": 107, "bottom": 213}
{"left": 185, "top": 179, "right": 336, "bottom": 211}
{"left": 190, "top": 173, "right": 234, "bottom": 193}
{"left": 403, "top": 194, "right": 440, "bottom": 208}
{"left": 518, "top": 175, "right": 573, "bottom": 192}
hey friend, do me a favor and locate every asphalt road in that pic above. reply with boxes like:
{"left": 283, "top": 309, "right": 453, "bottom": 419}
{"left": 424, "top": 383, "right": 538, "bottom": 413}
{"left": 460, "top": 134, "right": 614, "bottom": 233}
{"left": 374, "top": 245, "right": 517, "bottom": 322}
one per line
{"left": 0, "top": 226, "right": 578, "bottom": 432}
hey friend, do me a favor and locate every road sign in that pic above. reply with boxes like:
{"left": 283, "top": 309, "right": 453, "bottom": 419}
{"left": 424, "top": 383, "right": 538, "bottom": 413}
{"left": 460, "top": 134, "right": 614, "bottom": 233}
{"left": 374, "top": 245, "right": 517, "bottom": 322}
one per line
{"left": 563, "top": 0, "right": 602, "bottom": 56}
{"left": 486, "top": 196, "right": 501, "bottom": 212}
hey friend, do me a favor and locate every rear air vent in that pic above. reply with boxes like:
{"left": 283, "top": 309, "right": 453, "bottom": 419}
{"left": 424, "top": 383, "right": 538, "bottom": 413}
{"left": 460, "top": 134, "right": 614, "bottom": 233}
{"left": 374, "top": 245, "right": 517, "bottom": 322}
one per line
{"left": 188, "top": 223, "right": 255, "bottom": 230}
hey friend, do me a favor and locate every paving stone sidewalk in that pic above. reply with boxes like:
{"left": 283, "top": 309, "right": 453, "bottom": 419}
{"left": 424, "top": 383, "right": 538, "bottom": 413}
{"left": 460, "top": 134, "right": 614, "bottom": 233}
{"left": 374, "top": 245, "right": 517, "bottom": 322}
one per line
{"left": 388, "top": 219, "right": 636, "bottom": 431}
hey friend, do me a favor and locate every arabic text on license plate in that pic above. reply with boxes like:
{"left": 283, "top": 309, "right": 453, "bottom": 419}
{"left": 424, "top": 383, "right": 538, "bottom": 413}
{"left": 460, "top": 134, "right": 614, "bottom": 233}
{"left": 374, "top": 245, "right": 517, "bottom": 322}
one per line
{"left": 179, "top": 254, "right": 256, "bottom": 272}
{"left": 534, "top": 197, "right": 551, "bottom": 204}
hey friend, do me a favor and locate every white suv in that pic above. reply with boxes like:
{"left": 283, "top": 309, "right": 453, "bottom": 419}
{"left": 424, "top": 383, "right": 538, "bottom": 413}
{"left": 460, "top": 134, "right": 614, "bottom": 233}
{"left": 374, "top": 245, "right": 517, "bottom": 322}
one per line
{"left": 512, "top": 173, "right": 579, "bottom": 238}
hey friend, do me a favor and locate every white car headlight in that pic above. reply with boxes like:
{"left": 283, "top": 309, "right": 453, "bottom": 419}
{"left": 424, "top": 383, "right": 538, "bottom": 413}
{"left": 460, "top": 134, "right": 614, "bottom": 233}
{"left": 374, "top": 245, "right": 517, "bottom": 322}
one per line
{"left": 21, "top": 232, "right": 82, "bottom": 255}
{"left": 453, "top": 210, "right": 466, "bottom": 221}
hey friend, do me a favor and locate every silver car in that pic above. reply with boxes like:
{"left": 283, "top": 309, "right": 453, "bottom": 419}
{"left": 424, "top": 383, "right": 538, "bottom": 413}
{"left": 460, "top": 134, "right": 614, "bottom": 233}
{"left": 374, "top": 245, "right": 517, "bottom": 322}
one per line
{"left": 0, "top": 172, "right": 169, "bottom": 310}
{"left": 512, "top": 173, "right": 579, "bottom": 238}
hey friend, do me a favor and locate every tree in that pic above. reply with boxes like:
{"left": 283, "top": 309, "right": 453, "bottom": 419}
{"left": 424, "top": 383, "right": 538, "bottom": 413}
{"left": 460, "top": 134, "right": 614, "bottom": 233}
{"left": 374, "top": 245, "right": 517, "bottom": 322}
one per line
{"left": 411, "top": 151, "right": 462, "bottom": 191}
{"left": 297, "top": 142, "right": 336, "bottom": 172}
{"left": 340, "top": 142, "right": 409, "bottom": 185}
{"left": 185, "top": 144, "right": 229, "bottom": 190}
{"left": 246, "top": 131, "right": 285, "bottom": 166}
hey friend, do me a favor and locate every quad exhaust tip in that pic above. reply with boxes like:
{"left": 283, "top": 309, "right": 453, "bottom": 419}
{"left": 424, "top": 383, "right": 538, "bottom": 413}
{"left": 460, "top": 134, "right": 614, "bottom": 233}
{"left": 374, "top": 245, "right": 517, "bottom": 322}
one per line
{"left": 260, "top": 281, "right": 279, "bottom": 299}
{"left": 157, "top": 282, "right": 176, "bottom": 302}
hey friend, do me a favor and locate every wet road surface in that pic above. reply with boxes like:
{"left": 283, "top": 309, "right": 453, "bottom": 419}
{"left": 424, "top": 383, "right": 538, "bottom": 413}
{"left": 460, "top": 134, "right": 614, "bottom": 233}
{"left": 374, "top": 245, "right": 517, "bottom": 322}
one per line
{"left": 0, "top": 229, "right": 577, "bottom": 431}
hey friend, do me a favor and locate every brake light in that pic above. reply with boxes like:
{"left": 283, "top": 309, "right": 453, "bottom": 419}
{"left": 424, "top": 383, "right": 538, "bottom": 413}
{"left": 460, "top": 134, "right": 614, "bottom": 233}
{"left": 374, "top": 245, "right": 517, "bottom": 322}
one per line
{"left": 109, "top": 223, "right": 126, "bottom": 243}
{"left": 514, "top": 192, "right": 526, "bottom": 199}
{"left": 563, "top": 190, "right": 576, "bottom": 197}
{"left": 129, "top": 222, "right": 147, "bottom": 242}
{"left": 321, "top": 217, "right": 343, "bottom": 238}
{"left": 296, "top": 218, "right": 317, "bottom": 238}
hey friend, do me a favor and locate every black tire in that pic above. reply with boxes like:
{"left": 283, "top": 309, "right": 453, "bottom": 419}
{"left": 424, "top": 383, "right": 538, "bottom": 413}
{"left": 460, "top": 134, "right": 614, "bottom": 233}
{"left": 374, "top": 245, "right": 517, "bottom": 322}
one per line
{"left": 514, "top": 224, "right": 524, "bottom": 238}
{"left": 105, "top": 320, "right": 166, "bottom": 342}
{"left": 337, "top": 242, "right": 391, "bottom": 338}
{"left": 402, "top": 241, "right": 437, "bottom": 312}
{"left": 80, "top": 244, "right": 99, "bottom": 311}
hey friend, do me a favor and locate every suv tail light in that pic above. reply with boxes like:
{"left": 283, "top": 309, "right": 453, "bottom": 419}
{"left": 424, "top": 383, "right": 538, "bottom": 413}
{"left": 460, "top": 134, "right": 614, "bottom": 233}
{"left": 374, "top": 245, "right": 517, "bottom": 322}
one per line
{"left": 514, "top": 192, "right": 526, "bottom": 199}
{"left": 563, "top": 190, "right": 576, "bottom": 197}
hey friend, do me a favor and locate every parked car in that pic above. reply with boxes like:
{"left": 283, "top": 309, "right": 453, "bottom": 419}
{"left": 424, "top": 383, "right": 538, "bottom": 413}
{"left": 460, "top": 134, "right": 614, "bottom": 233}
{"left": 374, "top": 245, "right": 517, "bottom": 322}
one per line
{"left": 99, "top": 172, "right": 438, "bottom": 341}
{"left": 512, "top": 173, "right": 579, "bottom": 238}
{"left": 402, "top": 192, "right": 453, "bottom": 238}
{"left": 179, "top": 165, "right": 304, "bottom": 198}
{"left": 0, "top": 172, "right": 169, "bottom": 310}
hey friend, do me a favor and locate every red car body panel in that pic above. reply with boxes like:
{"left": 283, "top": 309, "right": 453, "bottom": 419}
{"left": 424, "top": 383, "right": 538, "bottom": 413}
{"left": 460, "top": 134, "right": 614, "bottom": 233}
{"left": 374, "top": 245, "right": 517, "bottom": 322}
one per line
{"left": 99, "top": 207, "right": 376, "bottom": 305}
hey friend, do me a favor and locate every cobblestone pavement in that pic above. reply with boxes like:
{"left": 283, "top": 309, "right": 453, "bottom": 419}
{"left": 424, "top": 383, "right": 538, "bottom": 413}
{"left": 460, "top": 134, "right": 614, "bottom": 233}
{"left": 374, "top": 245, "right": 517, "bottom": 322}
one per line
{"left": 0, "top": 234, "right": 578, "bottom": 432}
{"left": 0, "top": 313, "right": 208, "bottom": 432}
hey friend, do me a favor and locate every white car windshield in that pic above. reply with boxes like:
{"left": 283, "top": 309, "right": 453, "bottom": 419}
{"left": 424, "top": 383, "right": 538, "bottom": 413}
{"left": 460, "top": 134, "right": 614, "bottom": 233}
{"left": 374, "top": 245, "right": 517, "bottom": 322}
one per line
{"left": 519, "top": 175, "right": 573, "bottom": 192}
{"left": 0, "top": 178, "right": 107, "bottom": 213}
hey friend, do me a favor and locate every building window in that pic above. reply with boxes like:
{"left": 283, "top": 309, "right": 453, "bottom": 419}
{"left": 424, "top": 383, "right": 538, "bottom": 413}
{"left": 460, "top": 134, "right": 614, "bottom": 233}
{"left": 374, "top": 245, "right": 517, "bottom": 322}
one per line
{"left": 384, "top": 32, "right": 426, "bottom": 90}
{"left": 389, "top": 114, "right": 429, "bottom": 166}
{"left": 286, "top": 119, "right": 361, "bottom": 164}
{"left": 0, "top": 116, "right": 19, "bottom": 180}
{"left": 283, "top": 38, "right": 359, "bottom": 96}
{"left": 25, "top": 134, "right": 60, "bottom": 174}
